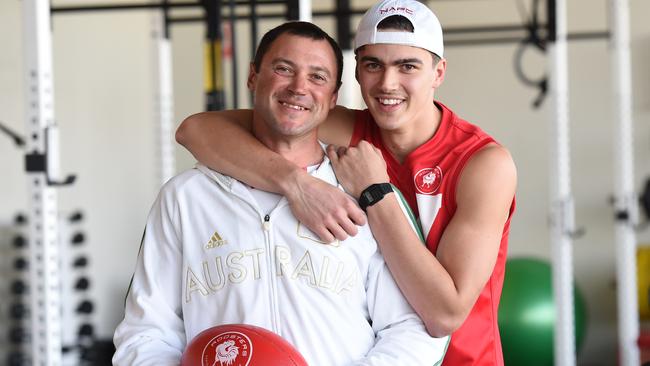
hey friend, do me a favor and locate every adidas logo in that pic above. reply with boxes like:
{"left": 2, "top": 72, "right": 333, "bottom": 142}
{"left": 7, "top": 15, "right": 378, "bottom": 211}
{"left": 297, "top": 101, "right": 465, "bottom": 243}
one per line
{"left": 205, "top": 231, "right": 228, "bottom": 249}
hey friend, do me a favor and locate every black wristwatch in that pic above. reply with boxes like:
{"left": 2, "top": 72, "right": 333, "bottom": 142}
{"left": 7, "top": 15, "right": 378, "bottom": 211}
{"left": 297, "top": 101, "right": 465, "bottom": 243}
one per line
{"left": 358, "top": 183, "right": 393, "bottom": 212}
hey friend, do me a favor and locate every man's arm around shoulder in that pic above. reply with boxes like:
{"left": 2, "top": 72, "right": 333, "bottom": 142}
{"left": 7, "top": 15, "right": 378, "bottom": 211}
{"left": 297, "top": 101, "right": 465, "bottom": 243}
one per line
{"left": 175, "top": 106, "right": 366, "bottom": 242}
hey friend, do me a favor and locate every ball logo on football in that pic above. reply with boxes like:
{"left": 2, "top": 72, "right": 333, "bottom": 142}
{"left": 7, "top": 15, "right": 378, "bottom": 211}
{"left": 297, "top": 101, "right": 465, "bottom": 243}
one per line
{"left": 201, "top": 331, "right": 252, "bottom": 366}
{"left": 181, "top": 324, "right": 308, "bottom": 366}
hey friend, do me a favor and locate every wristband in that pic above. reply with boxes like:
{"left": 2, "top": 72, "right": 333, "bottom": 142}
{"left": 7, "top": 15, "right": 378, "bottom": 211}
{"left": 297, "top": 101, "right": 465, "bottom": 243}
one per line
{"left": 358, "top": 183, "right": 393, "bottom": 212}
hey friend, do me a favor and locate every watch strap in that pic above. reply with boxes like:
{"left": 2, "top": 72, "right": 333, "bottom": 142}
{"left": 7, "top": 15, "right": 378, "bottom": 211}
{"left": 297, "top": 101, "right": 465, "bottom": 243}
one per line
{"left": 358, "top": 183, "right": 393, "bottom": 212}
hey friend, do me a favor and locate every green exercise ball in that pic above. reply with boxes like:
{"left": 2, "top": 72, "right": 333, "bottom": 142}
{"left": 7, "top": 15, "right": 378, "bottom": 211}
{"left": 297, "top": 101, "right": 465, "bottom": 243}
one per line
{"left": 498, "top": 257, "right": 587, "bottom": 366}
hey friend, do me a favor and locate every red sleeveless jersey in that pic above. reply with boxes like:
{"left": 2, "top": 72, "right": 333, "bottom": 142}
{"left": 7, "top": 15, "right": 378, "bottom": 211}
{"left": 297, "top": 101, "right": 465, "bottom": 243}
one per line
{"left": 350, "top": 102, "right": 515, "bottom": 366}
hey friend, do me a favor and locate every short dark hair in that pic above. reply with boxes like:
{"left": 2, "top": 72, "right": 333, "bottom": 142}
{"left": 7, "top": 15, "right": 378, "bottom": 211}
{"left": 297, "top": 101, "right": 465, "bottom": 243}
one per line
{"left": 376, "top": 14, "right": 414, "bottom": 32}
{"left": 376, "top": 15, "right": 441, "bottom": 64}
{"left": 253, "top": 21, "right": 343, "bottom": 91}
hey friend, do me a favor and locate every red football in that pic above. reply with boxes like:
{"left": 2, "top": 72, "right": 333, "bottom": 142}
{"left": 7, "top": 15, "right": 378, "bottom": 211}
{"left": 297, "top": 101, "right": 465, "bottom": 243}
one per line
{"left": 181, "top": 324, "right": 308, "bottom": 366}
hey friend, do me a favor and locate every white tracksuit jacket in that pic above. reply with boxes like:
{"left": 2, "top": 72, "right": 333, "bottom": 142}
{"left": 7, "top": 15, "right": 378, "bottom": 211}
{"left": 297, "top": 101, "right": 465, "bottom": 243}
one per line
{"left": 113, "top": 157, "right": 449, "bottom": 366}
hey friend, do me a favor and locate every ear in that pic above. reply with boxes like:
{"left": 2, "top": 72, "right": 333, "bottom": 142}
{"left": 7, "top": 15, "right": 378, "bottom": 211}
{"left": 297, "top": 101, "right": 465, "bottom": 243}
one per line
{"left": 354, "top": 55, "right": 360, "bottom": 82}
{"left": 329, "top": 89, "right": 338, "bottom": 110}
{"left": 432, "top": 58, "right": 447, "bottom": 89}
{"left": 247, "top": 63, "right": 257, "bottom": 91}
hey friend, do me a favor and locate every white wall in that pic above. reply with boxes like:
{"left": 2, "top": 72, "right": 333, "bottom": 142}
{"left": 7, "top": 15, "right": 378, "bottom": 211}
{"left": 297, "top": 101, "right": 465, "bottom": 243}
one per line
{"left": 1, "top": 0, "right": 649, "bottom": 365}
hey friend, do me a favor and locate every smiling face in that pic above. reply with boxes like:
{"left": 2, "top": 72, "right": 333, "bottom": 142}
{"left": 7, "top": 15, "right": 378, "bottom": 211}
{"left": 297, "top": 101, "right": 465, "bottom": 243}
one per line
{"left": 356, "top": 43, "right": 445, "bottom": 134}
{"left": 248, "top": 33, "right": 339, "bottom": 143}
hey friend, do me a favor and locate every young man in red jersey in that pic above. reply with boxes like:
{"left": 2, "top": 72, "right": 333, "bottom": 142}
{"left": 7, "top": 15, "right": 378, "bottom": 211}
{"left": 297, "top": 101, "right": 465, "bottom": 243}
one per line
{"left": 176, "top": 0, "right": 516, "bottom": 364}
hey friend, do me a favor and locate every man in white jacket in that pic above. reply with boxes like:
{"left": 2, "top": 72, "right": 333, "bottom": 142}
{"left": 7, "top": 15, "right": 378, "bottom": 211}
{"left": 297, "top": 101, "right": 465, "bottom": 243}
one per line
{"left": 113, "top": 21, "right": 449, "bottom": 366}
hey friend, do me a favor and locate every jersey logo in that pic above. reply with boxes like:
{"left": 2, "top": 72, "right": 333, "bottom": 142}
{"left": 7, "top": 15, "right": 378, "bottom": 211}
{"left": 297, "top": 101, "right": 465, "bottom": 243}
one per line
{"left": 201, "top": 331, "right": 252, "bottom": 366}
{"left": 206, "top": 230, "right": 228, "bottom": 249}
{"left": 414, "top": 166, "right": 443, "bottom": 195}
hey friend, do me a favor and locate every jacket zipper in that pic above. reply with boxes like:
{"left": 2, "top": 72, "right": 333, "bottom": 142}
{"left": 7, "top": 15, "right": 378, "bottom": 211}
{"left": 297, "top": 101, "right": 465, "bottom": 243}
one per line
{"left": 220, "top": 181, "right": 288, "bottom": 335}
{"left": 262, "top": 213, "right": 281, "bottom": 333}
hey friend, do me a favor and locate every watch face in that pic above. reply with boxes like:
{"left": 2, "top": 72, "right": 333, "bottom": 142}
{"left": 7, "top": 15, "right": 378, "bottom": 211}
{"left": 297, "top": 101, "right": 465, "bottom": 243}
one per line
{"left": 362, "top": 190, "right": 376, "bottom": 201}
{"left": 360, "top": 184, "right": 392, "bottom": 211}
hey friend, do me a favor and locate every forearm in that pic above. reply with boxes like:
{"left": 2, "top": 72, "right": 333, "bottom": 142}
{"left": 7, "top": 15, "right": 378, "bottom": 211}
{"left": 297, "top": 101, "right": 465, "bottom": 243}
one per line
{"left": 366, "top": 195, "right": 470, "bottom": 337}
{"left": 328, "top": 143, "right": 472, "bottom": 333}
{"left": 177, "top": 111, "right": 366, "bottom": 242}
{"left": 176, "top": 111, "right": 302, "bottom": 195}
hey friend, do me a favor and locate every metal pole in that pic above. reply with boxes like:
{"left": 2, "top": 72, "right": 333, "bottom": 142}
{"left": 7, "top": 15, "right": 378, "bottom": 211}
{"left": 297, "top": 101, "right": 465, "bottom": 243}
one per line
{"left": 336, "top": 0, "right": 351, "bottom": 50}
{"left": 249, "top": 0, "right": 258, "bottom": 57}
{"left": 152, "top": 0, "right": 176, "bottom": 186}
{"left": 202, "top": 0, "right": 225, "bottom": 111}
{"left": 610, "top": 0, "right": 640, "bottom": 364}
{"left": 23, "top": 0, "right": 63, "bottom": 364}
{"left": 50, "top": 1, "right": 288, "bottom": 14}
{"left": 299, "top": 0, "right": 311, "bottom": 22}
{"left": 547, "top": 0, "right": 577, "bottom": 365}
{"left": 228, "top": 0, "right": 239, "bottom": 108}
{"left": 249, "top": 0, "right": 257, "bottom": 106}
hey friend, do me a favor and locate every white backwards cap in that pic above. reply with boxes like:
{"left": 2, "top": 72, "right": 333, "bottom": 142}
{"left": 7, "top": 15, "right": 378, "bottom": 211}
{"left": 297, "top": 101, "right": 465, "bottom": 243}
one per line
{"left": 354, "top": 0, "right": 444, "bottom": 57}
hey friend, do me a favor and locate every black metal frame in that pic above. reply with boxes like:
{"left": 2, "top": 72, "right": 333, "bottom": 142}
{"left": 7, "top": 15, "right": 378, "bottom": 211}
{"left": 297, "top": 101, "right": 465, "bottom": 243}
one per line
{"left": 48, "top": 0, "right": 609, "bottom": 109}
